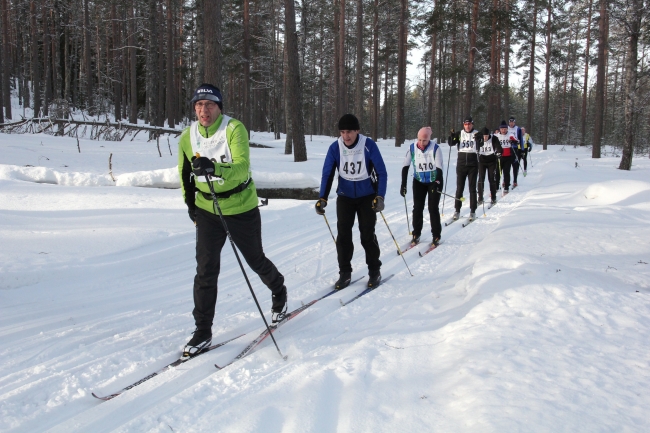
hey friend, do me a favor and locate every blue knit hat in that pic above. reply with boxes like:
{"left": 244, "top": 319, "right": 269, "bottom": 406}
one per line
{"left": 499, "top": 120, "right": 508, "bottom": 128}
{"left": 191, "top": 83, "right": 223, "bottom": 110}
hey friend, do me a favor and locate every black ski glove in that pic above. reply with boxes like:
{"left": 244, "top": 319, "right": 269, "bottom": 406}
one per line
{"left": 372, "top": 196, "right": 385, "bottom": 213}
{"left": 315, "top": 198, "right": 327, "bottom": 215}
{"left": 192, "top": 156, "right": 219, "bottom": 177}
{"left": 400, "top": 184, "right": 407, "bottom": 197}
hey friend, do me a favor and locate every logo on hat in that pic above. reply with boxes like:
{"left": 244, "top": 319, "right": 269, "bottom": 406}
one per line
{"left": 197, "top": 88, "right": 213, "bottom": 94}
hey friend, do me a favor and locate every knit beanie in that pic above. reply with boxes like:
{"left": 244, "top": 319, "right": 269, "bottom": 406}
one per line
{"left": 338, "top": 114, "right": 360, "bottom": 131}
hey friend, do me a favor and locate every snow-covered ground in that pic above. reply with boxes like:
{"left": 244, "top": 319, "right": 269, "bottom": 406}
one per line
{"left": 1, "top": 130, "right": 649, "bottom": 433}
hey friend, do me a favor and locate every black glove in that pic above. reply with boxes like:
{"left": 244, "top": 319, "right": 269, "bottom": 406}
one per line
{"left": 474, "top": 132, "right": 482, "bottom": 142}
{"left": 496, "top": 152, "right": 502, "bottom": 157}
{"left": 192, "top": 156, "right": 217, "bottom": 177}
{"left": 372, "top": 196, "right": 385, "bottom": 213}
{"left": 400, "top": 184, "right": 407, "bottom": 197}
{"left": 188, "top": 204, "right": 196, "bottom": 223}
{"left": 315, "top": 198, "right": 327, "bottom": 215}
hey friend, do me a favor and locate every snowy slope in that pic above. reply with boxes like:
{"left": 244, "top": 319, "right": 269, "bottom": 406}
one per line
{"left": 1, "top": 132, "right": 649, "bottom": 433}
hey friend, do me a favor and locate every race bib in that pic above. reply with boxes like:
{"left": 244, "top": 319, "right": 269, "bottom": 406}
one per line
{"left": 190, "top": 116, "right": 232, "bottom": 183}
{"left": 338, "top": 135, "right": 369, "bottom": 181}
{"left": 414, "top": 146, "right": 436, "bottom": 173}
{"left": 459, "top": 130, "right": 477, "bottom": 153}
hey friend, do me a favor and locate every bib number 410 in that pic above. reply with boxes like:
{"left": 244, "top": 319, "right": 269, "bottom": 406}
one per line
{"left": 343, "top": 161, "right": 362, "bottom": 175}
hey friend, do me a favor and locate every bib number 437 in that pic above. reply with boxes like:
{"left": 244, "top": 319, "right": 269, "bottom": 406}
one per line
{"left": 343, "top": 161, "right": 362, "bottom": 175}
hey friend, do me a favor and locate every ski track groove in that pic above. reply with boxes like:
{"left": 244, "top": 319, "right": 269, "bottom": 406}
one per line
{"left": 26, "top": 165, "right": 538, "bottom": 433}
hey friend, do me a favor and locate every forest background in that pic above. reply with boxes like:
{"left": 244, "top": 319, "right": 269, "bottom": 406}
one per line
{"left": 0, "top": 0, "right": 646, "bottom": 169}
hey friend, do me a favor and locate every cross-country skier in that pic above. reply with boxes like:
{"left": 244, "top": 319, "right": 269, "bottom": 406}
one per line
{"left": 519, "top": 127, "right": 534, "bottom": 174}
{"left": 448, "top": 116, "right": 481, "bottom": 221}
{"left": 494, "top": 120, "right": 516, "bottom": 195}
{"left": 477, "top": 126, "right": 503, "bottom": 206}
{"left": 178, "top": 83, "right": 288, "bottom": 358}
{"left": 316, "top": 114, "right": 388, "bottom": 289}
{"left": 400, "top": 126, "right": 444, "bottom": 247}
{"left": 507, "top": 116, "right": 524, "bottom": 187}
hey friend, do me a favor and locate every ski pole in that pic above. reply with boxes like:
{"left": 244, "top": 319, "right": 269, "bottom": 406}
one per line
{"left": 529, "top": 149, "right": 534, "bottom": 168}
{"left": 197, "top": 153, "right": 286, "bottom": 361}
{"left": 441, "top": 138, "right": 453, "bottom": 216}
{"left": 322, "top": 213, "right": 336, "bottom": 246}
{"left": 436, "top": 190, "right": 464, "bottom": 202}
{"left": 403, "top": 195, "right": 411, "bottom": 235}
{"left": 379, "top": 211, "right": 413, "bottom": 276}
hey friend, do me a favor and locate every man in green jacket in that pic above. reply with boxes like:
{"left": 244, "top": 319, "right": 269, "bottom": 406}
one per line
{"left": 178, "top": 83, "right": 287, "bottom": 358}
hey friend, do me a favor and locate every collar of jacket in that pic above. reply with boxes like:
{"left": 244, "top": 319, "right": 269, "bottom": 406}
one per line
{"left": 198, "top": 114, "right": 225, "bottom": 139}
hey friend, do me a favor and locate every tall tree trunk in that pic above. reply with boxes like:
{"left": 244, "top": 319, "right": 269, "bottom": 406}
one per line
{"left": 284, "top": 0, "right": 307, "bottom": 161}
{"left": 203, "top": 0, "right": 222, "bottom": 86}
{"left": 0, "top": 33, "right": 4, "bottom": 123}
{"left": 1, "top": 0, "right": 11, "bottom": 119}
{"left": 427, "top": 32, "right": 437, "bottom": 128}
{"left": 503, "top": 0, "right": 511, "bottom": 117}
{"left": 395, "top": 0, "right": 407, "bottom": 147}
{"left": 527, "top": 0, "right": 538, "bottom": 132}
{"left": 487, "top": 0, "right": 499, "bottom": 128}
{"left": 354, "top": 0, "right": 363, "bottom": 120}
{"left": 129, "top": 1, "right": 137, "bottom": 123}
{"left": 592, "top": 0, "right": 607, "bottom": 158}
{"left": 146, "top": 0, "right": 159, "bottom": 124}
{"left": 338, "top": 0, "right": 346, "bottom": 117}
{"left": 581, "top": 0, "right": 593, "bottom": 146}
{"left": 542, "top": 0, "right": 551, "bottom": 150}
{"left": 165, "top": 0, "right": 174, "bottom": 127}
{"left": 83, "top": 0, "right": 91, "bottom": 112}
{"left": 43, "top": 12, "right": 51, "bottom": 116}
{"left": 371, "top": 0, "right": 379, "bottom": 140}
{"left": 243, "top": 0, "right": 250, "bottom": 131}
{"left": 465, "top": 0, "right": 478, "bottom": 116}
{"left": 619, "top": 0, "right": 642, "bottom": 170}
{"left": 113, "top": 3, "right": 123, "bottom": 122}
{"left": 31, "top": 0, "right": 41, "bottom": 116}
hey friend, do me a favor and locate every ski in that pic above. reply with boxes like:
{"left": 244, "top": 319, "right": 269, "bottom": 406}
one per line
{"left": 396, "top": 240, "right": 420, "bottom": 255}
{"left": 215, "top": 277, "right": 364, "bottom": 370}
{"left": 444, "top": 216, "right": 460, "bottom": 227}
{"left": 418, "top": 240, "right": 444, "bottom": 257}
{"left": 461, "top": 218, "right": 475, "bottom": 227}
{"left": 487, "top": 200, "right": 497, "bottom": 209}
{"left": 92, "top": 333, "right": 246, "bottom": 401}
{"left": 339, "top": 274, "right": 396, "bottom": 307}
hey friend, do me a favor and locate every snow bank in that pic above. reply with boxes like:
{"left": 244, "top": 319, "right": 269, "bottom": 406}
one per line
{"left": 0, "top": 164, "right": 114, "bottom": 186}
{"left": 581, "top": 180, "right": 650, "bottom": 205}
{"left": 115, "top": 167, "right": 179, "bottom": 188}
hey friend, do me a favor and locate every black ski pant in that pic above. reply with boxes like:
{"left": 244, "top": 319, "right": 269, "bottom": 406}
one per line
{"left": 512, "top": 152, "right": 521, "bottom": 183}
{"left": 193, "top": 207, "right": 284, "bottom": 331}
{"left": 478, "top": 159, "right": 499, "bottom": 202}
{"left": 411, "top": 179, "right": 442, "bottom": 239}
{"left": 500, "top": 154, "right": 514, "bottom": 191}
{"left": 336, "top": 194, "right": 381, "bottom": 275}
{"left": 455, "top": 163, "right": 478, "bottom": 212}
{"left": 516, "top": 149, "right": 528, "bottom": 171}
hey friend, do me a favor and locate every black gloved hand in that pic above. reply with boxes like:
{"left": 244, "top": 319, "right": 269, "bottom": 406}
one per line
{"left": 188, "top": 204, "right": 196, "bottom": 223}
{"left": 496, "top": 153, "right": 502, "bottom": 157}
{"left": 400, "top": 184, "right": 407, "bottom": 197}
{"left": 372, "top": 196, "right": 385, "bottom": 213}
{"left": 474, "top": 132, "right": 482, "bottom": 142}
{"left": 192, "top": 156, "right": 216, "bottom": 177}
{"left": 315, "top": 198, "right": 327, "bottom": 215}
{"left": 434, "top": 178, "right": 443, "bottom": 192}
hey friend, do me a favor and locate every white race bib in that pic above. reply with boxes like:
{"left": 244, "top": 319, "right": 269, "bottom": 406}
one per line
{"left": 190, "top": 116, "right": 232, "bottom": 183}
{"left": 480, "top": 138, "right": 495, "bottom": 156}
{"left": 338, "top": 135, "right": 369, "bottom": 181}
{"left": 459, "top": 130, "right": 477, "bottom": 153}
{"left": 494, "top": 133, "right": 511, "bottom": 149}
{"left": 414, "top": 146, "right": 436, "bottom": 173}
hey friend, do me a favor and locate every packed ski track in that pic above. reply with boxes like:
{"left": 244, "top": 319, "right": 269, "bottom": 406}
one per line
{"left": 1, "top": 131, "right": 650, "bottom": 432}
